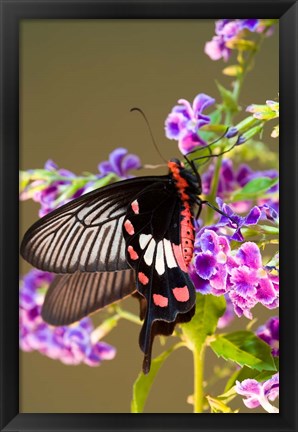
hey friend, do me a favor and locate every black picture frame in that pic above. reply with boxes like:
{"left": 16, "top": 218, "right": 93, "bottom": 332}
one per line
{"left": 0, "top": 0, "right": 297, "bottom": 431}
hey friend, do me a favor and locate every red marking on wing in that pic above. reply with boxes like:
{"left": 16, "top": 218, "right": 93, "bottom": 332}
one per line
{"left": 131, "top": 199, "right": 139, "bottom": 214}
{"left": 124, "top": 219, "right": 135, "bottom": 235}
{"left": 172, "top": 244, "right": 188, "bottom": 272}
{"left": 173, "top": 286, "right": 190, "bottom": 302}
{"left": 138, "top": 272, "right": 149, "bottom": 285}
{"left": 128, "top": 245, "right": 139, "bottom": 260}
{"left": 153, "top": 294, "right": 168, "bottom": 307}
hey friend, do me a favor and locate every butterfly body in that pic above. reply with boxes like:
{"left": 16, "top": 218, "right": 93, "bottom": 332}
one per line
{"left": 21, "top": 159, "right": 201, "bottom": 373}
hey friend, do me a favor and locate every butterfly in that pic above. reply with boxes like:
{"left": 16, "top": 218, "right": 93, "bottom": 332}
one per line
{"left": 21, "top": 158, "right": 203, "bottom": 373}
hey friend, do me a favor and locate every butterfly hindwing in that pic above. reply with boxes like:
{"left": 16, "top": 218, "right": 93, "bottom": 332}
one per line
{"left": 21, "top": 176, "right": 168, "bottom": 274}
{"left": 41, "top": 269, "right": 135, "bottom": 326}
{"left": 122, "top": 181, "right": 196, "bottom": 371}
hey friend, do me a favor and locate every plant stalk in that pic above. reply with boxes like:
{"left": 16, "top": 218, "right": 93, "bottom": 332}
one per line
{"left": 193, "top": 344, "right": 206, "bottom": 413}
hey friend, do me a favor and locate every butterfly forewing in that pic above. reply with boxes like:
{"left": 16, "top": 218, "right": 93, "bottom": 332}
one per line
{"left": 21, "top": 176, "right": 168, "bottom": 274}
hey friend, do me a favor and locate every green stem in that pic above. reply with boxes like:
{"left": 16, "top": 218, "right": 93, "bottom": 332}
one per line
{"left": 193, "top": 344, "right": 206, "bottom": 413}
{"left": 114, "top": 306, "right": 142, "bottom": 325}
{"left": 205, "top": 38, "right": 262, "bottom": 224}
{"left": 206, "top": 152, "right": 224, "bottom": 225}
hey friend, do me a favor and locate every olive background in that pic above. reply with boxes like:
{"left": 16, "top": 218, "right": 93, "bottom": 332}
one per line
{"left": 20, "top": 20, "right": 279, "bottom": 413}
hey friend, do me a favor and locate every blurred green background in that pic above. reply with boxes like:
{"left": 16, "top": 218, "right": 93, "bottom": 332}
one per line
{"left": 20, "top": 19, "right": 279, "bottom": 413}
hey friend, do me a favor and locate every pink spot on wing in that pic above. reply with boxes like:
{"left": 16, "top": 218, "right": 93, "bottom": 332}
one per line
{"left": 138, "top": 272, "right": 149, "bottom": 285}
{"left": 128, "top": 245, "right": 139, "bottom": 260}
{"left": 124, "top": 219, "right": 134, "bottom": 235}
{"left": 173, "top": 286, "right": 189, "bottom": 302}
{"left": 131, "top": 199, "right": 139, "bottom": 214}
{"left": 153, "top": 294, "right": 168, "bottom": 307}
{"left": 173, "top": 244, "right": 188, "bottom": 272}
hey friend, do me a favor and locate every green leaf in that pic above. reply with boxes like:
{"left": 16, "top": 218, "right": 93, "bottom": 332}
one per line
{"left": 241, "top": 124, "right": 264, "bottom": 142}
{"left": 181, "top": 293, "right": 226, "bottom": 352}
{"left": 234, "top": 115, "right": 260, "bottom": 133}
{"left": 206, "top": 395, "right": 237, "bottom": 413}
{"left": 258, "top": 225, "right": 279, "bottom": 235}
{"left": 131, "top": 344, "right": 182, "bottom": 413}
{"left": 266, "top": 253, "right": 279, "bottom": 269}
{"left": 217, "top": 385, "right": 238, "bottom": 403}
{"left": 209, "top": 109, "right": 222, "bottom": 125}
{"left": 216, "top": 81, "right": 239, "bottom": 114}
{"left": 210, "top": 331, "right": 277, "bottom": 372}
{"left": 231, "top": 177, "right": 279, "bottom": 201}
{"left": 200, "top": 124, "right": 227, "bottom": 134}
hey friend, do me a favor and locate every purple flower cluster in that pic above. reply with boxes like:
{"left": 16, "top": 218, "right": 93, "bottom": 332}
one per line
{"left": 202, "top": 158, "right": 279, "bottom": 213}
{"left": 165, "top": 93, "right": 215, "bottom": 154}
{"left": 98, "top": 147, "right": 141, "bottom": 179}
{"left": 204, "top": 19, "right": 260, "bottom": 61}
{"left": 207, "top": 198, "right": 278, "bottom": 242}
{"left": 236, "top": 373, "right": 279, "bottom": 413}
{"left": 20, "top": 270, "right": 116, "bottom": 366}
{"left": 190, "top": 230, "right": 279, "bottom": 319}
{"left": 256, "top": 316, "right": 279, "bottom": 356}
{"left": 35, "top": 160, "right": 85, "bottom": 217}
{"left": 20, "top": 148, "right": 141, "bottom": 217}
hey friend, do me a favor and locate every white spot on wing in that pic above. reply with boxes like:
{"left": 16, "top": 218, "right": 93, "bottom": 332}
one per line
{"left": 140, "top": 234, "right": 152, "bottom": 250}
{"left": 144, "top": 238, "right": 156, "bottom": 266}
{"left": 155, "top": 241, "right": 165, "bottom": 275}
{"left": 163, "top": 239, "right": 177, "bottom": 268}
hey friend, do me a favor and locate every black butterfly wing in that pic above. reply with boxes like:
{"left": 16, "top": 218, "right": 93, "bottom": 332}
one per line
{"left": 122, "top": 181, "right": 196, "bottom": 372}
{"left": 21, "top": 176, "right": 168, "bottom": 273}
{"left": 41, "top": 269, "right": 135, "bottom": 326}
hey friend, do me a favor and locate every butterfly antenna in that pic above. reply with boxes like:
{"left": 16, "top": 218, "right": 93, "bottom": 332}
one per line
{"left": 192, "top": 141, "right": 238, "bottom": 163}
{"left": 185, "top": 127, "right": 230, "bottom": 158}
{"left": 130, "top": 107, "right": 167, "bottom": 164}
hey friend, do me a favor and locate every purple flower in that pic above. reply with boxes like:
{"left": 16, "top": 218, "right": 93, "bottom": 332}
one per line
{"left": 205, "top": 19, "right": 260, "bottom": 62}
{"left": 204, "top": 36, "right": 232, "bottom": 62}
{"left": 19, "top": 269, "right": 116, "bottom": 366}
{"left": 98, "top": 147, "right": 141, "bottom": 178}
{"left": 215, "top": 198, "right": 262, "bottom": 242}
{"left": 236, "top": 373, "right": 279, "bottom": 413}
{"left": 191, "top": 230, "right": 279, "bottom": 319}
{"left": 22, "top": 160, "right": 84, "bottom": 217}
{"left": 210, "top": 198, "right": 279, "bottom": 245}
{"left": 165, "top": 93, "right": 215, "bottom": 154}
{"left": 256, "top": 317, "right": 279, "bottom": 356}
{"left": 192, "top": 230, "right": 232, "bottom": 296}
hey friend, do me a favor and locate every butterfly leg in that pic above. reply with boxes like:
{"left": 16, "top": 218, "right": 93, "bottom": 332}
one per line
{"left": 195, "top": 198, "right": 203, "bottom": 219}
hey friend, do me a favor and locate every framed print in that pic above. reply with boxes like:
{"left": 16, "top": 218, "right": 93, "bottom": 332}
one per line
{"left": 0, "top": 1, "right": 297, "bottom": 431}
